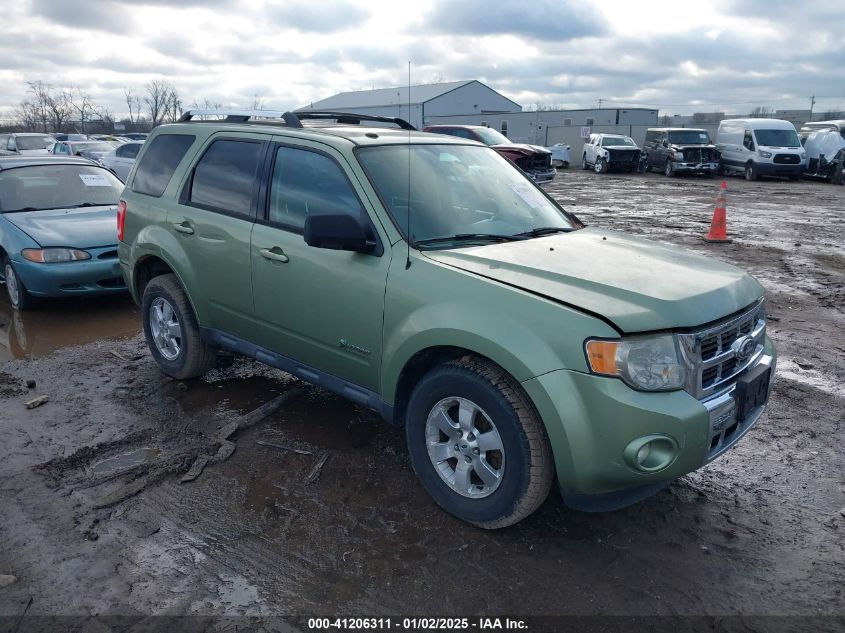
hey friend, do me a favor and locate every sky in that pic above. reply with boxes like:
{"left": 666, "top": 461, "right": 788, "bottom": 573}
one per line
{"left": 1, "top": 0, "right": 844, "bottom": 121}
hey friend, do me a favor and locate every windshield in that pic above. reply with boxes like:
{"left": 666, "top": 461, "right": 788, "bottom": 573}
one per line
{"left": 72, "top": 142, "right": 115, "bottom": 153}
{"left": 16, "top": 136, "right": 54, "bottom": 150}
{"left": 0, "top": 164, "right": 123, "bottom": 212}
{"left": 474, "top": 128, "right": 511, "bottom": 145}
{"left": 754, "top": 129, "right": 800, "bottom": 148}
{"left": 667, "top": 130, "right": 711, "bottom": 144}
{"left": 357, "top": 144, "right": 578, "bottom": 247}
{"left": 601, "top": 136, "right": 635, "bottom": 147}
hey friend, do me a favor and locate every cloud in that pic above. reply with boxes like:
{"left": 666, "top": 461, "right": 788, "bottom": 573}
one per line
{"left": 266, "top": 1, "right": 370, "bottom": 33}
{"left": 422, "top": 0, "right": 606, "bottom": 41}
{"left": 29, "top": 0, "right": 131, "bottom": 33}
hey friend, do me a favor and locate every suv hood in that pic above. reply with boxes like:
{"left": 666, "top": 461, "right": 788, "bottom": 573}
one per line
{"left": 671, "top": 143, "right": 717, "bottom": 151}
{"left": 5, "top": 205, "right": 119, "bottom": 248}
{"left": 492, "top": 143, "right": 551, "bottom": 157}
{"left": 423, "top": 227, "right": 763, "bottom": 333}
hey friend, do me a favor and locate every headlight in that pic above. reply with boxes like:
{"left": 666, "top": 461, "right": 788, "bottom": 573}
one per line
{"left": 758, "top": 150, "right": 773, "bottom": 158}
{"left": 672, "top": 151, "right": 684, "bottom": 161}
{"left": 21, "top": 248, "right": 91, "bottom": 263}
{"left": 800, "top": 151, "right": 807, "bottom": 159}
{"left": 585, "top": 335, "right": 686, "bottom": 391}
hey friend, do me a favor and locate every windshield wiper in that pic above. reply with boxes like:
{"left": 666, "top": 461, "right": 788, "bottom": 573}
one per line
{"left": 513, "top": 226, "right": 574, "bottom": 238}
{"left": 66, "top": 202, "right": 108, "bottom": 208}
{"left": 2, "top": 207, "right": 39, "bottom": 213}
{"left": 415, "top": 233, "right": 526, "bottom": 247}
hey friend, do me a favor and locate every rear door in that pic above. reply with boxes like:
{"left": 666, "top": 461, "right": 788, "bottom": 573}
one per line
{"left": 250, "top": 139, "right": 390, "bottom": 392}
{"left": 171, "top": 134, "right": 266, "bottom": 341}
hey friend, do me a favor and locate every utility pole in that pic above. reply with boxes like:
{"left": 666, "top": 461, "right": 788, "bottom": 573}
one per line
{"left": 597, "top": 98, "right": 604, "bottom": 109}
{"left": 809, "top": 95, "right": 816, "bottom": 121}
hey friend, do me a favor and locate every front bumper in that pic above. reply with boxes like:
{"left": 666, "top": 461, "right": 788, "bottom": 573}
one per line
{"left": 755, "top": 162, "right": 806, "bottom": 176}
{"left": 11, "top": 248, "right": 127, "bottom": 297}
{"left": 673, "top": 161, "right": 719, "bottom": 173}
{"left": 522, "top": 335, "right": 776, "bottom": 510}
{"left": 530, "top": 168, "right": 556, "bottom": 183}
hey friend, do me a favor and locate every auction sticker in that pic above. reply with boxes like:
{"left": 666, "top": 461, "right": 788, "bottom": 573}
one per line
{"left": 79, "top": 174, "right": 112, "bottom": 187}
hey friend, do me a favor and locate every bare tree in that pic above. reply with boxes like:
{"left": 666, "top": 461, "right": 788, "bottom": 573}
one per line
{"left": 251, "top": 94, "right": 265, "bottom": 110}
{"left": 25, "top": 81, "right": 52, "bottom": 132}
{"left": 750, "top": 106, "right": 774, "bottom": 118}
{"left": 68, "top": 88, "right": 96, "bottom": 134}
{"left": 163, "top": 84, "right": 182, "bottom": 123}
{"left": 124, "top": 88, "right": 141, "bottom": 124}
{"left": 144, "top": 79, "right": 171, "bottom": 127}
{"left": 47, "top": 90, "right": 73, "bottom": 132}
{"left": 13, "top": 101, "right": 40, "bottom": 131}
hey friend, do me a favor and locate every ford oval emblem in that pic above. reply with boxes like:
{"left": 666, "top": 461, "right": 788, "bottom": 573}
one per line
{"left": 734, "top": 336, "right": 756, "bottom": 362}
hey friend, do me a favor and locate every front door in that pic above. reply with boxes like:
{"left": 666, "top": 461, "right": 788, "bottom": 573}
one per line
{"left": 250, "top": 141, "right": 390, "bottom": 392}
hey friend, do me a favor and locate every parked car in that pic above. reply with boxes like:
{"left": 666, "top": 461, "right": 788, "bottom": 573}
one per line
{"left": 799, "top": 120, "right": 845, "bottom": 184}
{"left": 0, "top": 156, "right": 126, "bottom": 309}
{"left": 582, "top": 133, "right": 643, "bottom": 173}
{"left": 122, "top": 133, "right": 149, "bottom": 141}
{"left": 716, "top": 118, "right": 806, "bottom": 181}
{"left": 52, "top": 134, "right": 88, "bottom": 142}
{"left": 118, "top": 109, "right": 776, "bottom": 528}
{"left": 422, "top": 124, "right": 555, "bottom": 183}
{"left": 99, "top": 141, "right": 144, "bottom": 181}
{"left": 643, "top": 128, "right": 720, "bottom": 177}
{"left": 51, "top": 140, "right": 118, "bottom": 162}
{"left": 0, "top": 133, "right": 57, "bottom": 156}
{"left": 546, "top": 143, "right": 572, "bottom": 168}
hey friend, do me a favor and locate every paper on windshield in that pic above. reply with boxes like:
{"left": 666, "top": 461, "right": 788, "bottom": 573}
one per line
{"left": 510, "top": 182, "right": 547, "bottom": 208}
{"left": 79, "top": 174, "right": 111, "bottom": 187}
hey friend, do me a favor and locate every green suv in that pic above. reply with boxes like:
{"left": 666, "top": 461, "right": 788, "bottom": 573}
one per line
{"left": 118, "top": 110, "right": 776, "bottom": 528}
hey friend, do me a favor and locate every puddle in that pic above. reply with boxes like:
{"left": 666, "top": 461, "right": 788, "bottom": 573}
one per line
{"left": 91, "top": 447, "right": 160, "bottom": 477}
{"left": 0, "top": 293, "right": 140, "bottom": 361}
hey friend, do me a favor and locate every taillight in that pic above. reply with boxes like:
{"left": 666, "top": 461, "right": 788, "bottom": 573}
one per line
{"left": 117, "top": 200, "right": 126, "bottom": 242}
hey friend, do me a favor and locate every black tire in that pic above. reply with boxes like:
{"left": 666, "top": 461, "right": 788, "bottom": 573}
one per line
{"left": 664, "top": 160, "right": 675, "bottom": 177}
{"left": 561, "top": 161, "right": 569, "bottom": 169}
{"left": 141, "top": 273, "right": 216, "bottom": 379}
{"left": 2, "top": 256, "right": 35, "bottom": 311}
{"left": 582, "top": 155, "right": 589, "bottom": 170}
{"left": 405, "top": 356, "right": 554, "bottom": 529}
{"left": 831, "top": 163, "right": 843, "bottom": 185}
{"left": 745, "top": 163, "right": 759, "bottom": 181}
{"left": 594, "top": 158, "right": 608, "bottom": 174}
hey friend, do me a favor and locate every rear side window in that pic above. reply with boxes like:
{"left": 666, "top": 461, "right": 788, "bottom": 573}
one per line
{"left": 132, "top": 134, "right": 195, "bottom": 197}
{"left": 188, "top": 139, "right": 263, "bottom": 217}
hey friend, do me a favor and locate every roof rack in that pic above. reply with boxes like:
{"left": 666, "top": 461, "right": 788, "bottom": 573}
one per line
{"left": 177, "top": 109, "right": 416, "bottom": 130}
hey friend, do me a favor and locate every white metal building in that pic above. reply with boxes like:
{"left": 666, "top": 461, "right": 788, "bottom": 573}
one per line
{"left": 296, "top": 80, "right": 521, "bottom": 130}
{"left": 427, "top": 108, "right": 659, "bottom": 148}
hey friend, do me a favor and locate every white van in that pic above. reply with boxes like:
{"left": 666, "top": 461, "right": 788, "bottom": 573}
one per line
{"left": 716, "top": 118, "right": 806, "bottom": 181}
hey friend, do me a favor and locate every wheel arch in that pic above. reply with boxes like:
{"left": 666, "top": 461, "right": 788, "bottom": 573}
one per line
{"left": 133, "top": 253, "right": 205, "bottom": 331}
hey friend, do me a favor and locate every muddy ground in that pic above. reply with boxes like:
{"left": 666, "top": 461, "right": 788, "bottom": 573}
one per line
{"left": 0, "top": 170, "right": 843, "bottom": 629}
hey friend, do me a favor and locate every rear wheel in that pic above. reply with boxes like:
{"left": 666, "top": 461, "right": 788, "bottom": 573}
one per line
{"left": 2, "top": 257, "right": 35, "bottom": 311}
{"left": 405, "top": 357, "right": 554, "bottom": 528}
{"left": 831, "top": 163, "right": 843, "bottom": 185}
{"left": 142, "top": 274, "right": 216, "bottom": 379}
{"left": 582, "top": 154, "right": 589, "bottom": 170}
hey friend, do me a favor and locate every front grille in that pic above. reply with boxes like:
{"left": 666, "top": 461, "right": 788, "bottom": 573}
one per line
{"left": 774, "top": 154, "right": 800, "bottom": 164}
{"left": 97, "top": 277, "right": 126, "bottom": 288}
{"left": 607, "top": 149, "right": 640, "bottom": 164}
{"left": 681, "top": 147, "right": 717, "bottom": 163}
{"left": 97, "top": 250, "right": 118, "bottom": 259}
{"left": 678, "top": 299, "right": 767, "bottom": 400}
{"left": 531, "top": 153, "right": 551, "bottom": 170}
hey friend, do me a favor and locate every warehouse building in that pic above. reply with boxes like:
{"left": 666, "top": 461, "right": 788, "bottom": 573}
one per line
{"left": 296, "top": 80, "right": 521, "bottom": 130}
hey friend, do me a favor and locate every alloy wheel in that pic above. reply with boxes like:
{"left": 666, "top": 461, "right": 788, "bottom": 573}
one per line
{"left": 149, "top": 297, "right": 182, "bottom": 361}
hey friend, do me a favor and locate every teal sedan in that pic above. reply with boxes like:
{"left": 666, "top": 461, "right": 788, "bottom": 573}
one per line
{"left": 0, "top": 156, "right": 127, "bottom": 310}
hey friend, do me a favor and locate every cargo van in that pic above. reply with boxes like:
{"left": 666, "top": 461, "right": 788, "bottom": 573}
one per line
{"left": 716, "top": 118, "right": 806, "bottom": 181}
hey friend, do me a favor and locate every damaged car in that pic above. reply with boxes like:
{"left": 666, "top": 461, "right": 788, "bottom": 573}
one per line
{"left": 799, "top": 120, "right": 845, "bottom": 185}
{"left": 643, "top": 128, "right": 720, "bottom": 177}
{"left": 422, "top": 125, "right": 556, "bottom": 183}
{"left": 582, "top": 133, "right": 643, "bottom": 173}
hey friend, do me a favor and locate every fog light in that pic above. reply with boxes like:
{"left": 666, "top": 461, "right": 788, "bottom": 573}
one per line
{"left": 624, "top": 435, "right": 679, "bottom": 473}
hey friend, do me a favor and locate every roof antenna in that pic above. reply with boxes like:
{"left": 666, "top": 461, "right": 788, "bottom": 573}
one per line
{"left": 405, "top": 60, "right": 412, "bottom": 270}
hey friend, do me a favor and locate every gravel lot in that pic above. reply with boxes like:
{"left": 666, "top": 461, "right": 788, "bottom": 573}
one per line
{"left": 0, "top": 169, "right": 843, "bottom": 630}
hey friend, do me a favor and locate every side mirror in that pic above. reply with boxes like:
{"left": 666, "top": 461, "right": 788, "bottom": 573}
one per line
{"left": 662, "top": 139, "right": 669, "bottom": 148}
{"left": 304, "top": 212, "right": 375, "bottom": 253}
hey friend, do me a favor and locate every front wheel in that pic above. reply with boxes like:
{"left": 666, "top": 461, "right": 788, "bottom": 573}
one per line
{"left": 2, "top": 257, "right": 35, "bottom": 311}
{"left": 664, "top": 161, "right": 675, "bottom": 177}
{"left": 745, "top": 163, "right": 759, "bottom": 181}
{"left": 405, "top": 357, "right": 554, "bottom": 528}
{"left": 141, "top": 274, "right": 216, "bottom": 379}
{"left": 594, "top": 158, "right": 608, "bottom": 174}
{"left": 582, "top": 155, "right": 589, "bottom": 170}
{"left": 831, "top": 163, "right": 843, "bottom": 185}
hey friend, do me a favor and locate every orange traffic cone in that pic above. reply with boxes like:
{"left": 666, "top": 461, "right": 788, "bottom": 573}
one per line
{"left": 705, "top": 181, "right": 732, "bottom": 243}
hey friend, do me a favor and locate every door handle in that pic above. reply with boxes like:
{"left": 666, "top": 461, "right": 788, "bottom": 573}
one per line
{"left": 173, "top": 221, "right": 194, "bottom": 235}
{"left": 259, "top": 247, "right": 289, "bottom": 263}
